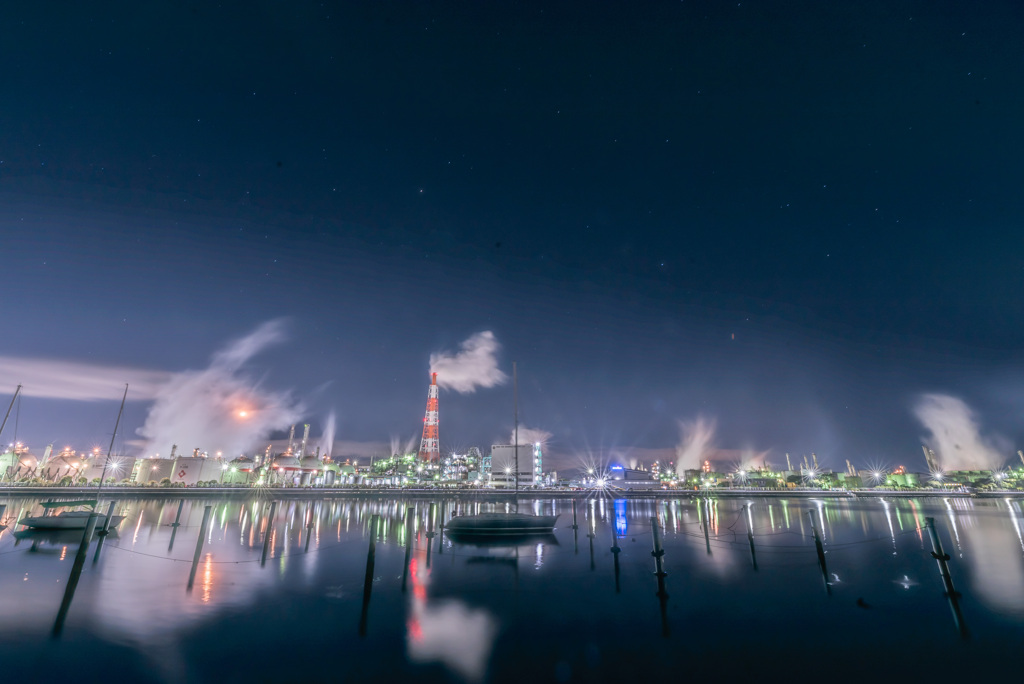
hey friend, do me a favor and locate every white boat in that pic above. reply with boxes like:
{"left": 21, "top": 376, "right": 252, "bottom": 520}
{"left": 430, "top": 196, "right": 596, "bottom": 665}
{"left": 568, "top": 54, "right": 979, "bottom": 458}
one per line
{"left": 19, "top": 510, "right": 125, "bottom": 530}
{"left": 18, "top": 499, "right": 124, "bottom": 530}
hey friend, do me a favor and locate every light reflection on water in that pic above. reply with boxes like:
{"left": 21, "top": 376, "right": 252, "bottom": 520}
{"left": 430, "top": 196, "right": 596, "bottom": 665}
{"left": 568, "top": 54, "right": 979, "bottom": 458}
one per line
{"left": 0, "top": 495, "right": 1024, "bottom": 681}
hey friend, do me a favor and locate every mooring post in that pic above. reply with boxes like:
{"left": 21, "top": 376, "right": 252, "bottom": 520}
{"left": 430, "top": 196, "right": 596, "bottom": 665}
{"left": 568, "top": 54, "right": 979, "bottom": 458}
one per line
{"left": 650, "top": 516, "right": 670, "bottom": 637}
{"left": 402, "top": 507, "right": 414, "bottom": 592}
{"left": 587, "top": 510, "right": 596, "bottom": 571}
{"left": 926, "top": 517, "right": 970, "bottom": 639}
{"left": 92, "top": 501, "right": 117, "bottom": 564}
{"left": 809, "top": 509, "right": 831, "bottom": 595}
{"left": 437, "top": 501, "right": 445, "bottom": 555}
{"left": 572, "top": 499, "right": 580, "bottom": 554}
{"left": 611, "top": 517, "right": 622, "bottom": 594}
{"left": 260, "top": 501, "right": 278, "bottom": 567}
{"left": 426, "top": 502, "right": 436, "bottom": 569}
{"left": 304, "top": 505, "right": 314, "bottom": 553}
{"left": 52, "top": 512, "right": 99, "bottom": 638}
{"left": 187, "top": 505, "right": 213, "bottom": 591}
{"left": 744, "top": 504, "right": 758, "bottom": 571}
{"left": 359, "top": 514, "right": 380, "bottom": 637}
{"left": 702, "top": 498, "right": 712, "bottom": 555}
{"left": 168, "top": 499, "right": 185, "bottom": 552}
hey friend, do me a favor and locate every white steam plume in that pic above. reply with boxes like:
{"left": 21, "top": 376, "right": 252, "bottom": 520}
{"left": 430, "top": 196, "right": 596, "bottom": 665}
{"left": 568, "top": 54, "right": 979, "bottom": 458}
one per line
{"left": 509, "top": 426, "right": 552, "bottom": 446}
{"left": 429, "top": 331, "right": 508, "bottom": 393}
{"left": 913, "top": 393, "right": 1007, "bottom": 471}
{"left": 390, "top": 434, "right": 418, "bottom": 456}
{"left": 0, "top": 357, "right": 171, "bottom": 401}
{"left": 674, "top": 415, "right": 717, "bottom": 476}
{"left": 321, "top": 411, "right": 336, "bottom": 459}
{"left": 137, "top": 320, "right": 303, "bottom": 458}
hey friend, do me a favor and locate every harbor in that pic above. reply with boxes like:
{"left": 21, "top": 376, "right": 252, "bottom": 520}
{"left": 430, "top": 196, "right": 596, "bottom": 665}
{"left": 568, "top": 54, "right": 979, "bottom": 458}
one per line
{"left": 1, "top": 493, "right": 1023, "bottom": 682}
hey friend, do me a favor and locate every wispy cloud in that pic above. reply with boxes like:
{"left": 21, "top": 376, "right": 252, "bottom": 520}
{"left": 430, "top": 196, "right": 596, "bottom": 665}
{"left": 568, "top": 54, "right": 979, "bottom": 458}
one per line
{"left": 0, "top": 357, "right": 171, "bottom": 401}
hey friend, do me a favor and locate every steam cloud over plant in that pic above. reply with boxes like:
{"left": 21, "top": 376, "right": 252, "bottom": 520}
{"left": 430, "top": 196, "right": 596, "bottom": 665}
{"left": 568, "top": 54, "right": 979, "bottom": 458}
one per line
{"left": 508, "top": 426, "right": 552, "bottom": 446}
{"left": 137, "top": 319, "right": 304, "bottom": 458}
{"left": 674, "top": 415, "right": 717, "bottom": 476}
{"left": 429, "top": 331, "right": 508, "bottom": 393}
{"left": 913, "top": 393, "right": 1007, "bottom": 471}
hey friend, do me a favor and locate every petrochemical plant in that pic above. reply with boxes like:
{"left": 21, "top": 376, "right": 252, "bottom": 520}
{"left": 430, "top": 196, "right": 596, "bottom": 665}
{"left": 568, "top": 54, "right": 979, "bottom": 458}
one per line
{"left": 3, "top": 377, "right": 1024, "bottom": 492}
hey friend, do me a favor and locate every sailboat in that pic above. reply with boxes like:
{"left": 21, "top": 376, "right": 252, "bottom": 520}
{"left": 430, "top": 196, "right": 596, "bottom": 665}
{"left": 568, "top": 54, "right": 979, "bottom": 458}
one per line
{"left": 20, "top": 385, "right": 129, "bottom": 532}
{"left": 18, "top": 500, "right": 125, "bottom": 530}
{"left": 446, "top": 362, "right": 558, "bottom": 538}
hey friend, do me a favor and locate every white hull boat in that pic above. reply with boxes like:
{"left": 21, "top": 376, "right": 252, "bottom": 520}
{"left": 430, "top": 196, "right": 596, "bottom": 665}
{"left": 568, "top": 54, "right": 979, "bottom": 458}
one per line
{"left": 18, "top": 511, "right": 125, "bottom": 530}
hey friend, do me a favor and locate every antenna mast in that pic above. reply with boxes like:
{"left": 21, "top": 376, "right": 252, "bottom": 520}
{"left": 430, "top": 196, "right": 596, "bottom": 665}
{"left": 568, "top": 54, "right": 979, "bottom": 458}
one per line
{"left": 0, "top": 384, "right": 22, "bottom": 443}
{"left": 96, "top": 384, "right": 128, "bottom": 500}
{"left": 513, "top": 361, "right": 519, "bottom": 493}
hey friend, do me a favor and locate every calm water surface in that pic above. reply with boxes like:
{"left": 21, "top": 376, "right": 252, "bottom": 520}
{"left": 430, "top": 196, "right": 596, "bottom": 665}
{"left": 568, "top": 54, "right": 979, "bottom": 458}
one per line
{"left": 1, "top": 494, "right": 1022, "bottom": 682}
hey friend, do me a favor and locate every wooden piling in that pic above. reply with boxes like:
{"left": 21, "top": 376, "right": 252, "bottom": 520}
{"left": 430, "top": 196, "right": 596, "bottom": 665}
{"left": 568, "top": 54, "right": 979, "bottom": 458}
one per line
{"left": 611, "top": 517, "right": 622, "bottom": 594}
{"left": 701, "top": 498, "right": 712, "bottom": 555}
{"left": 260, "top": 501, "right": 277, "bottom": 567}
{"left": 187, "top": 505, "right": 213, "bottom": 591}
{"left": 650, "top": 516, "right": 670, "bottom": 637}
{"left": 359, "top": 514, "right": 380, "bottom": 637}
{"left": 52, "top": 512, "right": 99, "bottom": 638}
{"left": 92, "top": 501, "right": 117, "bottom": 564}
{"left": 402, "top": 507, "right": 414, "bottom": 592}
{"left": 304, "top": 506, "right": 314, "bottom": 553}
{"left": 809, "top": 509, "right": 830, "bottom": 595}
{"left": 926, "top": 517, "right": 969, "bottom": 639}
{"left": 168, "top": 499, "right": 185, "bottom": 552}
{"left": 744, "top": 504, "right": 758, "bottom": 571}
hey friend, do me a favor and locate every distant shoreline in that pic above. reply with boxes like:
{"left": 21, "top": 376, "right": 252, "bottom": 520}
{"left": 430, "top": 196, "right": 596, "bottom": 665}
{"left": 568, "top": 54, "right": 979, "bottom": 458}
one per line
{"left": 0, "top": 486, "right": 1018, "bottom": 500}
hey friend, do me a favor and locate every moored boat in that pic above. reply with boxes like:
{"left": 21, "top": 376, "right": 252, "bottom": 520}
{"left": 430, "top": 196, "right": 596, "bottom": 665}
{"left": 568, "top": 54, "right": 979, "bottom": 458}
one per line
{"left": 19, "top": 510, "right": 125, "bottom": 530}
{"left": 446, "top": 512, "right": 558, "bottom": 536}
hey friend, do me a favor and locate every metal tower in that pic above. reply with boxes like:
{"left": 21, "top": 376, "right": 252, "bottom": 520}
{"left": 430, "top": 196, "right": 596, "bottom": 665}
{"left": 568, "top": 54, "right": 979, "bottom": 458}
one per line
{"left": 417, "top": 372, "right": 440, "bottom": 463}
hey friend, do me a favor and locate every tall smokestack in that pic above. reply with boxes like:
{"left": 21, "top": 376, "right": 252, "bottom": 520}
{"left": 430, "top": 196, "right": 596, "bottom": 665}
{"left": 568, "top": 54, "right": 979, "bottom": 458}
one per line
{"left": 287, "top": 425, "right": 296, "bottom": 454}
{"left": 41, "top": 444, "right": 53, "bottom": 468}
{"left": 812, "top": 453, "right": 819, "bottom": 470}
{"left": 1018, "top": 450, "right": 1023, "bottom": 468}
{"left": 786, "top": 453, "right": 792, "bottom": 471}
{"left": 170, "top": 444, "right": 178, "bottom": 459}
{"left": 803, "top": 455, "right": 810, "bottom": 471}
{"left": 300, "top": 423, "right": 310, "bottom": 458}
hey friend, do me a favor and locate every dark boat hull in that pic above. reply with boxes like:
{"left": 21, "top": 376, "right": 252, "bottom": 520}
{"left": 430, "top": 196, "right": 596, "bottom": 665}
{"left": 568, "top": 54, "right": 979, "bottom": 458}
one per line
{"left": 445, "top": 513, "right": 558, "bottom": 536}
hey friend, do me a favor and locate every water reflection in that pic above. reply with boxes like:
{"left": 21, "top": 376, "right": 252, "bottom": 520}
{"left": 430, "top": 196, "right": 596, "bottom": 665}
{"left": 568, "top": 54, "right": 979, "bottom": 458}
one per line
{"left": 407, "top": 551, "right": 499, "bottom": 682}
{"left": 1, "top": 494, "right": 1024, "bottom": 680}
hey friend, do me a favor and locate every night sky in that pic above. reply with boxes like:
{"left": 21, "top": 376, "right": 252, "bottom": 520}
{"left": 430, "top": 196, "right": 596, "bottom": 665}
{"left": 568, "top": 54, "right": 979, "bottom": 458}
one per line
{"left": 2, "top": 1, "right": 1023, "bottom": 472}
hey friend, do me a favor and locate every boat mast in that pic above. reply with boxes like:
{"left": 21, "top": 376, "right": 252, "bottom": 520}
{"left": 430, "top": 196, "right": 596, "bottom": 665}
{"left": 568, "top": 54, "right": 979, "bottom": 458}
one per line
{"left": 513, "top": 361, "right": 518, "bottom": 494}
{"left": 0, "top": 384, "right": 22, "bottom": 444}
{"left": 95, "top": 384, "right": 128, "bottom": 501}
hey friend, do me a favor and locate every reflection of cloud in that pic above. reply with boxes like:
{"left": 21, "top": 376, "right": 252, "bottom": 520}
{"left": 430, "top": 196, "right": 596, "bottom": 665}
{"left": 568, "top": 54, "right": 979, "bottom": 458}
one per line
{"left": 407, "top": 552, "right": 499, "bottom": 682}
{"left": 408, "top": 599, "right": 499, "bottom": 682}
{"left": 961, "top": 508, "right": 1024, "bottom": 615}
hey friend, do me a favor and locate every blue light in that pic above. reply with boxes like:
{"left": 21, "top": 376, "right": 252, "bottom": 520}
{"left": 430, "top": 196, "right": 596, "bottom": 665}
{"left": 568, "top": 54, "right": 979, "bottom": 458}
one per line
{"left": 610, "top": 465, "right": 624, "bottom": 470}
{"left": 614, "top": 499, "right": 627, "bottom": 536}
